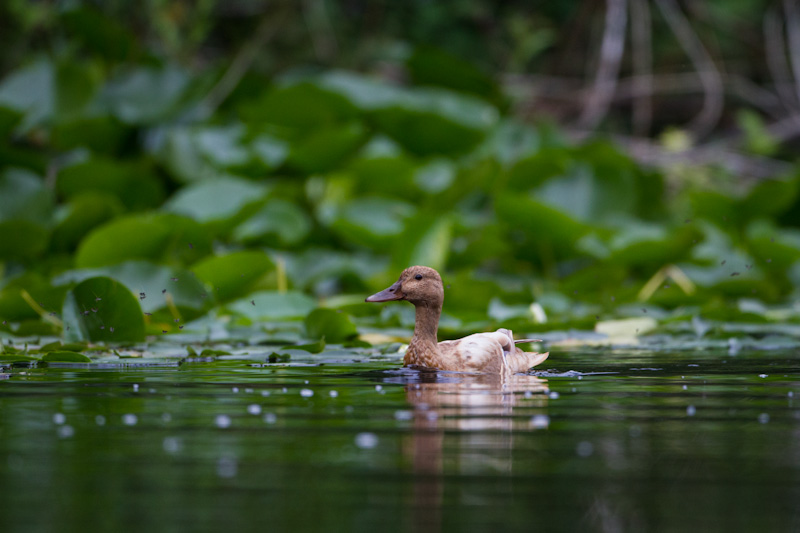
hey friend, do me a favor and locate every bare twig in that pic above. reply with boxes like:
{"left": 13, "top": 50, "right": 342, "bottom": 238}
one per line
{"left": 764, "top": 8, "right": 799, "bottom": 112}
{"left": 200, "top": 13, "right": 284, "bottom": 115}
{"left": 629, "top": 0, "right": 653, "bottom": 136}
{"left": 303, "top": 0, "right": 339, "bottom": 62}
{"left": 655, "top": 0, "right": 724, "bottom": 139}
{"left": 579, "top": 0, "right": 628, "bottom": 129}
{"left": 784, "top": 0, "right": 800, "bottom": 106}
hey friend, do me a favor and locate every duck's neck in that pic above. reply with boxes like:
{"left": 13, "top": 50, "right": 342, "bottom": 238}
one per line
{"left": 405, "top": 302, "right": 442, "bottom": 367}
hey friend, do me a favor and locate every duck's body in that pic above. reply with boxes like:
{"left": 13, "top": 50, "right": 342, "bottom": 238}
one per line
{"left": 366, "top": 266, "right": 548, "bottom": 373}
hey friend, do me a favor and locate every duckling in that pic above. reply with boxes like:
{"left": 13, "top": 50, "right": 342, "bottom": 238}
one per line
{"left": 366, "top": 266, "right": 549, "bottom": 373}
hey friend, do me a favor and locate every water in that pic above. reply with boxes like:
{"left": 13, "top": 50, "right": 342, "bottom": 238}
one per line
{"left": 2, "top": 348, "right": 799, "bottom": 532}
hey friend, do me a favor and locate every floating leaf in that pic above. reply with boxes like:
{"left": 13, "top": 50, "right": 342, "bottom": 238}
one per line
{"left": 62, "top": 276, "right": 145, "bottom": 342}
{"left": 192, "top": 251, "right": 273, "bottom": 302}
{"left": 75, "top": 213, "right": 210, "bottom": 268}
{"left": 163, "top": 175, "right": 268, "bottom": 224}
{"left": 304, "top": 308, "right": 358, "bottom": 343}
{"left": 42, "top": 351, "right": 92, "bottom": 363}
{"left": 228, "top": 290, "right": 316, "bottom": 320}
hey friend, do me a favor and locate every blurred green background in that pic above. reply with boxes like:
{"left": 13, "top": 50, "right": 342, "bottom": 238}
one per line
{"left": 1, "top": 0, "right": 799, "bottom": 345}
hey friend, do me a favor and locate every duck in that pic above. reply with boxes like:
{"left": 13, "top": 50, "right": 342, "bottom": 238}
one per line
{"left": 365, "top": 266, "right": 549, "bottom": 373}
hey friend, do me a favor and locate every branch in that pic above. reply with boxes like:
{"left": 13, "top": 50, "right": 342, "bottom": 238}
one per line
{"left": 655, "top": 0, "right": 723, "bottom": 139}
{"left": 629, "top": 0, "right": 653, "bottom": 136}
{"left": 578, "top": 0, "right": 628, "bottom": 129}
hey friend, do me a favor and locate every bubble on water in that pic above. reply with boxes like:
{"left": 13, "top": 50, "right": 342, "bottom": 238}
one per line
{"left": 548, "top": 391, "right": 560, "bottom": 400}
{"left": 788, "top": 391, "right": 794, "bottom": 398}
{"left": 686, "top": 405, "right": 696, "bottom": 416}
{"left": 329, "top": 390, "right": 338, "bottom": 398}
{"left": 304, "top": 380, "right": 309, "bottom": 384}
{"left": 215, "top": 414, "right": 231, "bottom": 428}
{"left": 282, "top": 387, "right": 288, "bottom": 393}
{"left": 530, "top": 414, "right": 550, "bottom": 429}
{"left": 759, "top": 374, "right": 768, "bottom": 378}
{"left": 245, "top": 388, "right": 253, "bottom": 394}
{"left": 355, "top": 432, "right": 379, "bottom": 449}
{"left": 161, "top": 413, "right": 172, "bottom": 423}
{"left": 263, "top": 413, "right": 277, "bottom": 424}
{"left": 300, "top": 388, "right": 314, "bottom": 398}
{"left": 95, "top": 415, "right": 106, "bottom": 426}
{"left": 132, "top": 384, "right": 139, "bottom": 392}
{"left": 682, "top": 385, "right": 688, "bottom": 391}
{"left": 53, "top": 413, "right": 66, "bottom": 425}
{"left": 232, "top": 387, "right": 239, "bottom": 393}
{"left": 217, "top": 456, "right": 237, "bottom": 478}
{"left": 758, "top": 413, "right": 770, "bottom": 424}
{"left": 576, "top": 441, "right": 594, "bottom": 457}
{"left": 394, "top": 410, "right": 413, "bottom": 421}
{"left": 261, "top": 390, "right": 271, "bottom": 397}
{"left": 375, "top": 385, "right": 383, "bottom": 392}
{"left": 163, "top": 437, "right": 182, "bottom": 454}
{"left": 57, "top": 425, "right": 75, "bottom": 439}
{"left": 247, "top": 404, "right": 262, "bottom": 415}
{"left": 122, "top": 414, "right": 138, "bottom": 426}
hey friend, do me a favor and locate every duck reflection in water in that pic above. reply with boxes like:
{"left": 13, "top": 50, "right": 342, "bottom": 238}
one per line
{"left": 384, "top": 369, "right": 550, "bottom": 532}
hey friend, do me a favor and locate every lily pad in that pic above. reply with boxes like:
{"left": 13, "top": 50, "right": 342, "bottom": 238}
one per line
{"left": 42, "top": 351, "right": 92, "bottom": 363}
{"left": 228, "top": 290, "right": 316, "bottom": 320}
{"left": 192, "top": 251, "right": 274, "bottom": 302}
{"left": 304, "top": 308, "right": 358, "bottom": 343}
{"left": 62, "top": 276, "right": 145, "bottom": 342}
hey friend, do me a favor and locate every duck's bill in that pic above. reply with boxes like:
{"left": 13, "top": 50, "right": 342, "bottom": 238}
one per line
{"left": 365, "top": 281, "right": 403, "bottom": 302}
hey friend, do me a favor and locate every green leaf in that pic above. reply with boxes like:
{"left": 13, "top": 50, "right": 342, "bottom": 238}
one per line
{"left": 62, "top": 276, "right": 145, "bottom": 342}
{"left": 57, "top": 156, "right": 165, "bottom": 210}
{"left": 42, "top": 351, "right": 92, "bottom": 363}
{"left": 228, "top": 290, "right": 316, "bottom": 320}
{"left": 55, "top": 260, "right": 210, "bottom": 315}
{"left": 407, "top": 45, "right": 502, "bottom": 104}
{"left": 286, "top": 338, "right": 325, "bottom": 353}
{"left": 192, "top": 251, "right": 273, "bottom": 302}
{"left": 304, "top": 308, "right": 358, "bottom": 343}
{"left": 392, "top": 214, "right": 452, "bottom": 272}
{"left": 232, "top": 199, "right": 312, "bottom": 246}
{"left": 329, "top": 196, "right": 415, "bottom": 249}
{"left": 51, "top": 192, "right": 125, "bottom": 252}
{"left": 61, "top": 7, "right": 136, "bottom": 62}
{"left": 0, "top": 60, "right": 54, "bottom": 130}
{"left": 162, "top": 176, "right": 268, "bottom": 223}
{"left": 0, "top": 168, "right": 53, "bottom": 223}
{"left": 98, "top": 65, "right": 191, "bottom": 125}
{"left": 285, "top": 122, "right": 366, "bottom": 173}
{"left": 0, "top": 354, "right": 39, "bottom": 363}
{"left": 75, "top": 213, "right": 210, "bottom": 268}
{"left": 0, "top": 219, "right": 49, "bottom": 260}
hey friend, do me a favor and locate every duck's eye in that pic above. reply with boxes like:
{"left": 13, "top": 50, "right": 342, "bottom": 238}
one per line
{"left": 415, "top": 274, "right": 423, "bottom": 280}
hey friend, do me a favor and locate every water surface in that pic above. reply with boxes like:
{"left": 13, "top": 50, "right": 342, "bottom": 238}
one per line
{"left": 2, "top": 348, "right": 799, "bottom": 532}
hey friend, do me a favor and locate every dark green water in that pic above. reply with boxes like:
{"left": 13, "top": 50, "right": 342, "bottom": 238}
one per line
{"left": 2, "top": 349, "right": 799, "bottom": 532}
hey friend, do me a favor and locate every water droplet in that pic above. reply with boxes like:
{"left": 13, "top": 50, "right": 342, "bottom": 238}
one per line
{"left": 530, "top": 414, "right": 549, "bottom": 429}
{"left": 300, "top": 388, "right": 314, "bottom": 397}
{"left": 132, "top": 384, "right": 139, "bottom": 392}
{"left": 329, "top": 390, "right": 338, "bottom": 398}
{"left": 232, "top": 387, "right": 239, "bottom": 393}
{"left": 548, "top": 391, "right": 560, "bottom": 399}
{"left": 163, "top": 437, "right": 182, "bottom": 454}
{"left": 216, "top": 456, "right": 237, "bottom": 478}
{"left": 758, "top": 413, "right": 770, "bottom": 424}
{"left": 355, "top": 432, "right": 379, "bottom": 449}
{"left": 759, "top": 374, "right": 768, "bottom": 378}
{"left": 215, "top": 414, "right": 231, "bottom": 428}
{"left": 576, "top": 441, "right": 594, "bottom": 457}
{"left": 53, "top": 413, "right": 66, "bottom": 425}
{"left": 122, "top": 414, "right": 138, "bottom": 426}
{"left": 247, "top": 404, "right": 262, "bottom": 415}
{"left": 686, "top": 405, "right": 696, "bottom": 416}
{"left": 261, "top": 390, "right": 271, "bottom": 397}
{"left": 394, "top": 410, "right": 413, "bottom": 421}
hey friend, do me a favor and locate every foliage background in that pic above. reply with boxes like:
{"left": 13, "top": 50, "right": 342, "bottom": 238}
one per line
{"left": 1, "top": 0, "right": 799, "bottom": 349}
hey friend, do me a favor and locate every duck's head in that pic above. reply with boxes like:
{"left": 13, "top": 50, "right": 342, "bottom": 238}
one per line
{"left": 365, "top": 266, "right": 444, "bottom": 307}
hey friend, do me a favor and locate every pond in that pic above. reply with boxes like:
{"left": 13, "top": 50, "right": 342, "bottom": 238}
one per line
{"left": 1, "top": 347, "right": 799, "bottom": 532}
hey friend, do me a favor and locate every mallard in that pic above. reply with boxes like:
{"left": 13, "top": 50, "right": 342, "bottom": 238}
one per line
{"left": 366, "top": 266, "right": 549, "bottom": 373}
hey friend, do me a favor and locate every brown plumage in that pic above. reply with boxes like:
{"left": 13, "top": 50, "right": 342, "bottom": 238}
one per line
{"left": 365, "top": 266, "right": 549, "bottom": 373}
